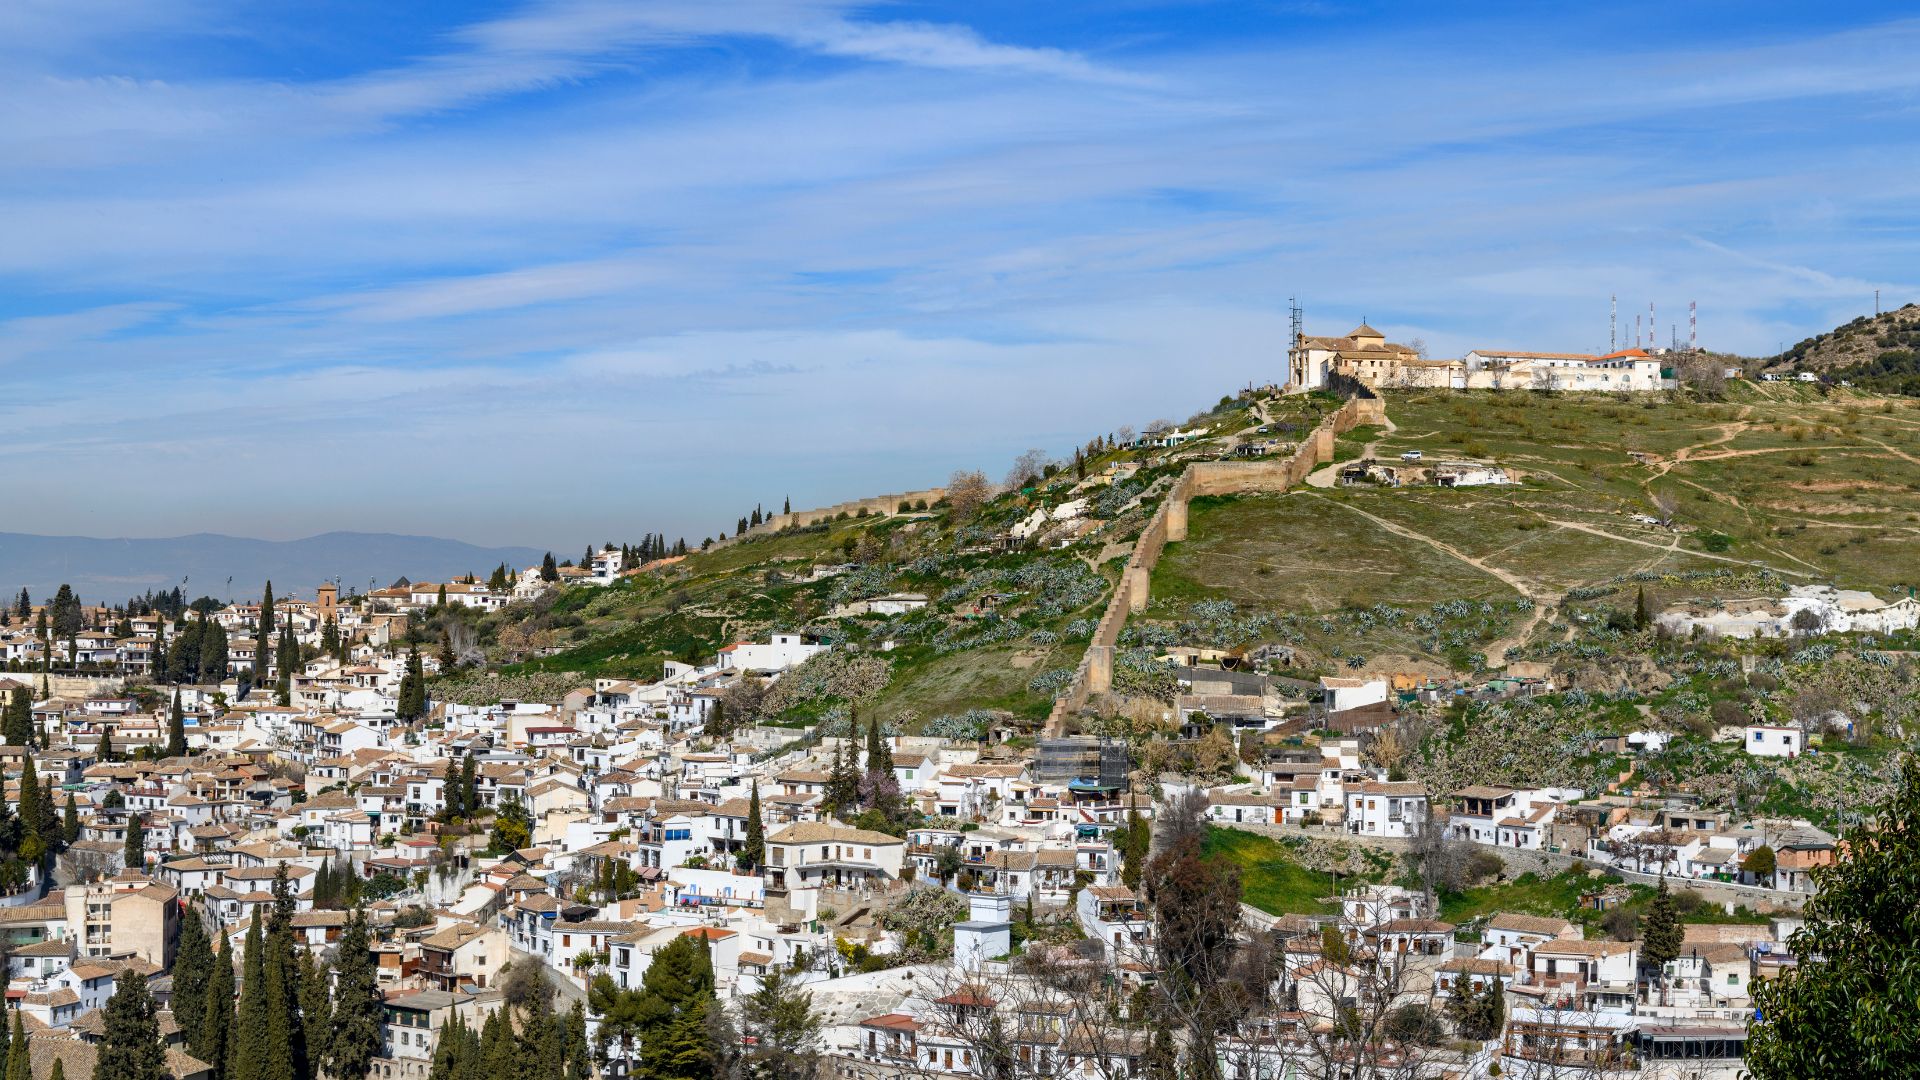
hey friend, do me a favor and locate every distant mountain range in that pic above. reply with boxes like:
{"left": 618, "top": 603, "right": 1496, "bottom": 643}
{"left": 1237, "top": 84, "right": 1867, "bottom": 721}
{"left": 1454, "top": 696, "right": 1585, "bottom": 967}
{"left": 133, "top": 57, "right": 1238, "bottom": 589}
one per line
{"left": 0, "top": 531, "right": 547, "bottom": 604}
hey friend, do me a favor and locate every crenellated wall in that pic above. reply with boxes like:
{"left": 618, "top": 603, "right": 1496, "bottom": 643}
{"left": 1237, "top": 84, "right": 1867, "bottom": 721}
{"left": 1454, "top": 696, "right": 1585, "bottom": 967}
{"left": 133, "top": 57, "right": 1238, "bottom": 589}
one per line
{"left": 1043, "top": 395, "right": 1384, "bottom": 734}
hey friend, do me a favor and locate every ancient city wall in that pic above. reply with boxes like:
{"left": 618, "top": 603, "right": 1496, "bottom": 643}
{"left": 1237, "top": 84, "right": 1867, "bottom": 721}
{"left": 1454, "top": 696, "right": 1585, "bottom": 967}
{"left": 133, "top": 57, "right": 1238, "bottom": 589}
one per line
{"left": 1044, "top": 395, "right": 1385, "bottom": 734}
{"left": 752, "top": 486, "right": 950, "bottom": 534}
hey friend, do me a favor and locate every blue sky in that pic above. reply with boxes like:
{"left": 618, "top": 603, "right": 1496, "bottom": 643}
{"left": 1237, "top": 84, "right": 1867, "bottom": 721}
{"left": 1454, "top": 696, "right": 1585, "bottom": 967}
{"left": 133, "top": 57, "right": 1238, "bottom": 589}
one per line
{"left": 4, "top": 1, "right": 1917, "bottom": 548}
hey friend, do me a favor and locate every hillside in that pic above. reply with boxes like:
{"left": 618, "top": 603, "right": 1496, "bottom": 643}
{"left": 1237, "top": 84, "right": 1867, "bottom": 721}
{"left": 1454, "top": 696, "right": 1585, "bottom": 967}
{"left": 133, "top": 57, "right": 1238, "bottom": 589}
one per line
{"left": 0, "top": 531, "right": 544, "bottom": 602}
{"left": 432, "top": 380, "right": 1920, "bottom": 740}
{"left": 432, "top": 390, "right": 1325, "bottom": 729}
{"left": 1152, "top": 379, "right": 1920, "bottom": 678}
{"left": 1770, "top": 302, "right": 1920, "bottom": 375}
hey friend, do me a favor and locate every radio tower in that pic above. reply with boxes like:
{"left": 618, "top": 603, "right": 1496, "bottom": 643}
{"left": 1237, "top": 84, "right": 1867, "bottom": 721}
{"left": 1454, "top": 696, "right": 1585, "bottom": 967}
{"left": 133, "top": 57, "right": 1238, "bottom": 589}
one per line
{"left": 1635, "top": 314, "right": 1642, "bottom": 349}
{"left": 1689, "top": 301, "right": 1697, "bottom": 351}
{"left": 1288, "top": 297, "right": 1304, "bottom": 387}
{"left": 1610, "top": 295, "right": 1617, "bottom": 351}
{"left": 1649, "top": 302, "right": 1656, "bottom": 352}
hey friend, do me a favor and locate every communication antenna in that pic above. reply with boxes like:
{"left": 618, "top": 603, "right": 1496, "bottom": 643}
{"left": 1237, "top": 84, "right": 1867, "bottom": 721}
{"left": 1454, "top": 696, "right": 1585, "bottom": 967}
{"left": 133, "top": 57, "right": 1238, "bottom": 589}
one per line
{"left": 1610, "top": 295, "right": 1617, "bottom": 351}
{"left": 1288, "top": 296, "right": 1304, "bottom": 385}
{"left": 1635, "top": 314, "right": 1642, "bottom": 349}
{"left": 1690, "top": 301, "right": 1697, "bottom": 351}
{"left": 1650, "top": 302, "right": 1656, "bottom": 351}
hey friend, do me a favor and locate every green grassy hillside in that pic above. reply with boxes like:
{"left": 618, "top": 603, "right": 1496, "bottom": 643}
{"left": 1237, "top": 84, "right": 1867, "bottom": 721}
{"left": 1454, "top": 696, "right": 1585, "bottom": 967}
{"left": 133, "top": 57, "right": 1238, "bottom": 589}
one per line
{"left": 1149, "top": 382, "right": 1920, "bottom": 674}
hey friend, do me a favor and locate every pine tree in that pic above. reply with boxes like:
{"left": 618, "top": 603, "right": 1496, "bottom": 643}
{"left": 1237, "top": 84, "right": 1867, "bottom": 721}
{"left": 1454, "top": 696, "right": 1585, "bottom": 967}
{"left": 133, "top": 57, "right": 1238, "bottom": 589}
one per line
{"left": 328, "top": 907, "right": 382, "bottom": 1080}
{"left": 172, "top": 906, "right": 215, "bottom": 1055}
{"left": 489, "top": 794, "right": 532, "bottom": 855}
{"left": 737, "top": 968, "right": 822, "bottom": 1080}
{"left": 741, "top": 781, "right": 766, "bottom": 871}
{"left": 167, "top": 689, "right": 188, "bottom": 758}
{"left": 13, "top": 589, "right": 26, "bottom": 621}
{"left": 1642, "top": 877, "right": 1683, "bottom": 974}
{"left": 198, "top": 935, "right": 235, "bottom": 1076}
{"left": 633, "top": 933, "right": 715, "bottom": 1080}
{"left": 124, "top": 812, "right": 146, "bottom": 870}
{"left": 96, "top": 971, "right": 170, "bottom": 1080}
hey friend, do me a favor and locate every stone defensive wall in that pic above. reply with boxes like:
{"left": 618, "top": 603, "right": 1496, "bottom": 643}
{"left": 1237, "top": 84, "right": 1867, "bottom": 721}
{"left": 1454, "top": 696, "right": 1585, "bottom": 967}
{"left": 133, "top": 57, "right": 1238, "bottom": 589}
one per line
{"left": 1045, "top": 395, "right": 1386, "bottom": 734}
{"left": 719, "top": 486, "right": 951, "bottom": 548}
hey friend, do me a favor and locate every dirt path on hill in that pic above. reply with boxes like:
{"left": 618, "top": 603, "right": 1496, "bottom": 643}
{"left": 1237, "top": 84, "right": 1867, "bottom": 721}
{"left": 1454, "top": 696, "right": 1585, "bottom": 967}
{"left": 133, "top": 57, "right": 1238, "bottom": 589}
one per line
{"left": 1303, "top": 492, "right": 1549, "bottom": 661}
{"left": 1544, "top": 519, "right": 1816, "bottom": 577}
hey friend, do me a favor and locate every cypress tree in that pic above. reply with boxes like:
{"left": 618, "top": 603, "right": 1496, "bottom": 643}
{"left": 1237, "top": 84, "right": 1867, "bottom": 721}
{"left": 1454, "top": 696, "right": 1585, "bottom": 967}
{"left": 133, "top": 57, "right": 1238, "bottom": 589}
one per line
{"left": 201, "top": 619, "right": 229, "bottom": 683}
{"left": 741, "top": 781, "right": 765, "bottom": 871}
{"left": 17, "top": 757, "right": 43, "bottom": 862}
{"left": 167, "top": 689, "right": 188, "bottom": 758}
{"left": 48, "top": 1061, "right": 63, "bottom": 1080}
{"left": 1635, "top": 584, "right": 1651, "bottom": 630}
{"left": 99, "top": 727, "right": 116, "bottom": 763}
{"left": 96, "top": 971, "right": 169, "bottom": 1080}
{"left": 124, "top": 812, "right": 146, "bottom": 870}
{"left": 62, "top": 792, "right": 80, "bottom": 844}
{"left": 258, "top": 581, "right": 276, "bottom": 651}
{"left": 867, "top": 714, "right": 894, "bottom": 777}
{"left": 231, "top": 910, "right": 268, "bottom": 1080}
{"left": 540, "top": 553, "right": 558, "bottom": 583}
{"left": 564, "top": 1002, "right": 590, "bottom": 1080}
{"left": 2, "top": 685, "right": 29, "bottom": 747}
{"left": 328, "top": 907, "right": 382, "bottom": 1080}
{"left": 0, "top": 1012, "right": 9, "bottom": 1080}
{"left": 172, "top": 907, "right": 215, "bottom": 1055}
{"left": 3, "top": 1013, "right": 24, "bottom": 1080}
{"left": 197, "top": 935, "right": 235, "bottom": 1076}
{"left": 295, "top": 949, "right": 331, "bottom": 1080}
{"left": 429, "top": 1014, "right": 479, "bottom": 1080}
{"left": 479, "top": 1011, "right": 512, "bottom": 1079}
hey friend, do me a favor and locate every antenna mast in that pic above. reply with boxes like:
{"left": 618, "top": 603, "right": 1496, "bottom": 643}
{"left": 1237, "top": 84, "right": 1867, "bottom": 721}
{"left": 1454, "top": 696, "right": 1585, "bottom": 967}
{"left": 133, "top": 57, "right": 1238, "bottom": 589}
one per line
{"left": 1689, "top": 301, "right": 1697, "bottom": 351}
{"left": 1288, "top": 297, "right": 1304, "bottom": 387}
{"left": 1610, "top": 295, "right": 1617, "bottom": 351}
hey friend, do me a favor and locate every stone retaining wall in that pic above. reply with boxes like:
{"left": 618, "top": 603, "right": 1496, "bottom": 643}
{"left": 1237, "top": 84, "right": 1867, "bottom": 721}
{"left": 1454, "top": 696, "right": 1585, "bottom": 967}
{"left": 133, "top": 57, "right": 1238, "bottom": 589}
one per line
{"left": 1224, "top": 822, "right": 1805, "bottom": 912}
{"left": 1044, "top": 395, "right": 1386, "bottom": 734}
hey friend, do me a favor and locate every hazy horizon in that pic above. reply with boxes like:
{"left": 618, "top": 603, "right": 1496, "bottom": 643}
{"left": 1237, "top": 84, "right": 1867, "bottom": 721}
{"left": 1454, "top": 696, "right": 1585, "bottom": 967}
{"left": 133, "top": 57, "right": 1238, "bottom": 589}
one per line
{"left": 5, "top": 0, "right": 1916, "bottom": 549}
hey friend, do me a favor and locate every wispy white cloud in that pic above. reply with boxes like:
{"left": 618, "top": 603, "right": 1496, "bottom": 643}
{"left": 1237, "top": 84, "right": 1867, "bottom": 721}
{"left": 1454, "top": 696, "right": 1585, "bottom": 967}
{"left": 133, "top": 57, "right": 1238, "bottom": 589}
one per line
{"left": 2, "top": 2, "right": 1918, "bottom": 543}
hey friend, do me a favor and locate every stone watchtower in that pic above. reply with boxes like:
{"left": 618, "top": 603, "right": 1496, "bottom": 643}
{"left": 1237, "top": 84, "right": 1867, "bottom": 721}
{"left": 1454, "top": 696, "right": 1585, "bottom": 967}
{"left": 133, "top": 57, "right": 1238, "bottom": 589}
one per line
{"left": 316, "top": 582, "right": 338, "bottom": 622}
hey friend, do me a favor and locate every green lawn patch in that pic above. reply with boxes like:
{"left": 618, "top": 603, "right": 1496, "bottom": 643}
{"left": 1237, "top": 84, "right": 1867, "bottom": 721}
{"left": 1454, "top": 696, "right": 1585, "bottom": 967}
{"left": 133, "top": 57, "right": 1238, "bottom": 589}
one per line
{"left": 1202, "top": 827, "right": 1349, "bottom": 917}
